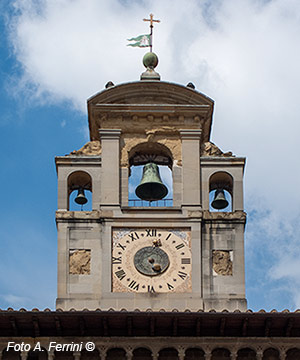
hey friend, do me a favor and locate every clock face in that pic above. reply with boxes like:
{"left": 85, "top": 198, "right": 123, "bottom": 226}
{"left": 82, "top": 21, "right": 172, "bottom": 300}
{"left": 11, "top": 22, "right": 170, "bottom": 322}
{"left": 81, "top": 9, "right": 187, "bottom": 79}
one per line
{"left": 112, "top": 228, "right": 192, "bottom": 293}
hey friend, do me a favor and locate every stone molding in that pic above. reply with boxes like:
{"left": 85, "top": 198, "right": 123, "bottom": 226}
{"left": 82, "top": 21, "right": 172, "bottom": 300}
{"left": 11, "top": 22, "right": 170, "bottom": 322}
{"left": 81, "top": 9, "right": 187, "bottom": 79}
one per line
{"left": 99, "top": 129, "right": 122, "bottom": 139}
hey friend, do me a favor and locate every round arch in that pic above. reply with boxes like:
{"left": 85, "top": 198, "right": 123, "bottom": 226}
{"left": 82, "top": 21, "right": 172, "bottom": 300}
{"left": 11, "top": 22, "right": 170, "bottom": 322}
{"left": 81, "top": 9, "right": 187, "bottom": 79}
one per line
{"left": 128, "top": 141, "right": 173, "bottom": 169}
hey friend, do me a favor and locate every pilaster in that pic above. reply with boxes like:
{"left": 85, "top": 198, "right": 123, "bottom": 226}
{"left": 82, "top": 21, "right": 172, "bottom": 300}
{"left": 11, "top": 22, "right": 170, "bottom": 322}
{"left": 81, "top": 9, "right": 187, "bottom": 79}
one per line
{"left": 99, "top": 129, "right": 121, "bottom": 206}
{"left": 180, "top": 129, "right": 202, "bottom": 207}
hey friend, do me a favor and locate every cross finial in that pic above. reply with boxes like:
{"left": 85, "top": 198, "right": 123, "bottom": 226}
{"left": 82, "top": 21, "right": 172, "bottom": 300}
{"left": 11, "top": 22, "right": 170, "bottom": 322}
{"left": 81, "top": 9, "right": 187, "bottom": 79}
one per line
{"left": 143, "top": 13, "right": 160, "bottom": 28}
{"left": 143, "top": 13, "right": 160, "bottom": 52}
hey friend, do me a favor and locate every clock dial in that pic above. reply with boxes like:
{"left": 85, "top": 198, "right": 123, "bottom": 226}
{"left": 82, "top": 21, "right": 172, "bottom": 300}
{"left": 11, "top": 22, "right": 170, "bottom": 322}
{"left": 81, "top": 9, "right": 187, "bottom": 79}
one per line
{"left": 112, "top": 228, "right": 192, "bottom": 293}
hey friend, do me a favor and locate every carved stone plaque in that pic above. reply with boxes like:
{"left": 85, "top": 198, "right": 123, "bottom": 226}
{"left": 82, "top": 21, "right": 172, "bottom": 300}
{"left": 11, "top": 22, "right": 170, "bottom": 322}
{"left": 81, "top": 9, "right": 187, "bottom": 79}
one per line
{"left": 212, "top": 250, "right": 233, "bottom": 276}
{"left": 69, "top": 249, "right": 91, "bottom": 275}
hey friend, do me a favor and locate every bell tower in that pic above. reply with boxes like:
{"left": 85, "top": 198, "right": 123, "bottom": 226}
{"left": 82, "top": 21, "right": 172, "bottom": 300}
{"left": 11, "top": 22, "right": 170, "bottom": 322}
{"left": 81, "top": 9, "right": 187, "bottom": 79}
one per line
{"left": 55, "top": 52, "right": 247, "bottom": 311}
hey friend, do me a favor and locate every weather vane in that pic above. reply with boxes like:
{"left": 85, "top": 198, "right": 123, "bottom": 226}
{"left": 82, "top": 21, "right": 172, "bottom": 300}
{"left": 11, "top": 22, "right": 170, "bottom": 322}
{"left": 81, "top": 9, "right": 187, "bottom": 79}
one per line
{"left": 127, "top": 13, "right": 160, "bottom": 52}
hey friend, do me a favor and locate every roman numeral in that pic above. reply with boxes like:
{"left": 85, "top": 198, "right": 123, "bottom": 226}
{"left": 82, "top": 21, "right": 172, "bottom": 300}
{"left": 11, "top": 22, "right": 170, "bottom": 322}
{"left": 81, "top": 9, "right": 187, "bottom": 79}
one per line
{"left": 128, "top": 232, "right": 139, "bottom": 241}
{"left": 128, "top": 280, "right": 139, "bottom": 291}
{"left": 167, "top": 283, "right": 174, "bottom": 290}
{"left": 165, "top": 233, "right": 172, "bottom": 241}
{"left": 148, "top": 285, "right": 155, "bottom": 293}
{"left": 175, "top": 243, "right": 185, "bottom": 250}
{"left": 178, "top": 271, "right": 188, "bottom": 280}
{"left": 117, "top": 243, "right": 126, "bottom": 251}
{"left": 181, "top": 258, "right": 191, "bottom": 264}
{"left": 115, "top": 269, "right": 126, "bottom": 280}
{"left": 146, "top": 229, "right": 157, "bottom": 237}
{"left": 112, "top": 256, "right": 122, "bottom": 264}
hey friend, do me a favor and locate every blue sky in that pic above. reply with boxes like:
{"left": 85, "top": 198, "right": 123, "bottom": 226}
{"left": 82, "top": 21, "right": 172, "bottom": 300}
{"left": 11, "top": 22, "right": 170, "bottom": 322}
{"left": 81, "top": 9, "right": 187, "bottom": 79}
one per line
{"left": 0, "top": 0, "right": 300, "bottom": 311}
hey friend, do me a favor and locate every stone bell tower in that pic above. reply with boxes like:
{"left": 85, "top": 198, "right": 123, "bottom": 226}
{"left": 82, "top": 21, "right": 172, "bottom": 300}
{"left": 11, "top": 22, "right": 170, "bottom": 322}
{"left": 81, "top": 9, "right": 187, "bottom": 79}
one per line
{"left": 55, "top": 52, "right": 247, "bottom": 311}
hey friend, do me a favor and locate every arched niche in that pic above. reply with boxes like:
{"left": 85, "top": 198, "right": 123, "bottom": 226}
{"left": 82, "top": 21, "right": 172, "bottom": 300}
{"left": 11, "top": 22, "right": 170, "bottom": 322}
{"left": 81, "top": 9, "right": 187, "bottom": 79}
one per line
{"left": 209, "top": 171, "right": 233, "bottom": 212}
{"left": 185, "top": 347, "right": 205, "bottom": 360}
{"left": 67, "top": 170, "right": 92, "bottom": 210}
{"left": 211, "top": 348, "right": 231, "bottom": 360}
{"left": 127, "top": 142, "right": 173, "bottom": 207}
{"left": 237, "top": 348, "right": 256, "bottom": 360}
{"left": 2, "top": 349, "right": 21, "bottom": 360}
{"left": 158, "top": 347, "right": 179, "bottom": 360}
{"left": 263, "top": 348, "right": 280, "bottom": 360}
{"left": 286, "top": 348, "right": 300, "bottom": 360}
{"left": 27, "top": 349, "right": 48, "bottom": 360}
{"left": 54, "top": 352, "right": 73, "bottom": 360}
{"left": 81, "top": 348, "right": 100, "bottom": 360}
{"left": 106, "top": 348, "right": 127, "bottom": 360}
{"left": 132, "top": 348, "right": 152, "bottom": 360}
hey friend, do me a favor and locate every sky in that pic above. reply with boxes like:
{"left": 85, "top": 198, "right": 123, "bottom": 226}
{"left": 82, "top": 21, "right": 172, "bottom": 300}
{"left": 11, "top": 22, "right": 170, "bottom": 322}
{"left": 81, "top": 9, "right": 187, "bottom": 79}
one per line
{"left": 0, "top": 0, "right": 299, "bottom": 311}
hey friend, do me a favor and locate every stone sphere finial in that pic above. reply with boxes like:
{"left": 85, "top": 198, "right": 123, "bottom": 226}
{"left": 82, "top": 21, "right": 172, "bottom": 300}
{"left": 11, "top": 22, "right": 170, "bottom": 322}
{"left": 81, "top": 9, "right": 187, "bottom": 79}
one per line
{"left": 143, "top": 52, "right": 159, "bottom": 69}
{"left": 140, "top": 52, "right": 160, "bottom": 81}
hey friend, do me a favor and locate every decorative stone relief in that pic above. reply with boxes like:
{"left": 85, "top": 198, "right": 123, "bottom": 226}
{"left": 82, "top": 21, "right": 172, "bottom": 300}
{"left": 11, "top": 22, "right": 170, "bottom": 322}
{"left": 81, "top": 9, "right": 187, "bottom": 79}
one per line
{"left": 69, "top": 249, "right": 91, "bottom": 275}
{"left": 212, "top": 250, "right": 233, "bottom": 276}
{"left": 201, "top": 141, "right": 234, "bottom": 157}
{"left": 69, "top": 140, "right": 101, "bottom": 155}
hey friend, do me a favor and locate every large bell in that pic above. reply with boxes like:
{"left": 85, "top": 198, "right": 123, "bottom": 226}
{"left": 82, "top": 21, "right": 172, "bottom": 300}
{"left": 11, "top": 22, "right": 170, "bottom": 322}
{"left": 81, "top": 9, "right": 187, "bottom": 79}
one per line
{"left": 211, "top": 189, "right": 229, "bottom": 210}
{"left": 135, "top": 163, "right": 168, "bottom": 201}
{"left": 75, "top": 187, "right": 88, "bottom": 205}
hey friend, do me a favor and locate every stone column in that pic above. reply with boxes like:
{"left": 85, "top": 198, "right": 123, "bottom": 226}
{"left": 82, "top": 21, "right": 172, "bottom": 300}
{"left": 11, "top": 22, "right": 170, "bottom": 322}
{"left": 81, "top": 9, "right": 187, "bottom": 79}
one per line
{"left": 48, "top": 351, "right": 55, "bottom": 360}
{"left": 256, "top": 351, "right": 263, "bottom": 360}
{"left": 99, "top": 347, "right": 106, "bottom": 360}
{"left": 230, "top": 351, "right": 238, "bottom": 360}
{"left": 279, "top": 350, "right": 286, "bottom": 360}
{"left": 126, "top": 349, "right": 133, "bottom": 360}
{"left": 73, "top": 351, "right": 81, "bottom": 360}
{"left": 99, "top": 129, "right": 121, "bottom": 207}
{"left": 152, "top": 353, "right": 159, "bottom": 360}
{"left": 203, "top": 349, "right": 211, "bottom": 360}
{"left": 20, "top": 352, "right": 28, "bottom": 360}
{"left": 180, "top": 129, "right": 202, "bottom": 207}
{"left": 178, "top": 348, "right": 185, "bottom": 360}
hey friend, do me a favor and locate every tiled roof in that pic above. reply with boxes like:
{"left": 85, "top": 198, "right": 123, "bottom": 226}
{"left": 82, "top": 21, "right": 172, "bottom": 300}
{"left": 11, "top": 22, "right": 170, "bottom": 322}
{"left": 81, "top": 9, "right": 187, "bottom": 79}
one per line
{"left": 1, "top": 309, "right": 300, "bottom": 337}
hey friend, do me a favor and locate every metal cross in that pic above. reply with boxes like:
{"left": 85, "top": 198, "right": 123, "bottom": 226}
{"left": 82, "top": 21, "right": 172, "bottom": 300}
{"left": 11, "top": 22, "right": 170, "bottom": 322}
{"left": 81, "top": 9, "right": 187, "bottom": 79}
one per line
{"left": 143, "top": 13, "right": 160, "bottom": 52}
{"left": 143, "top": 13, "right": 160, "bottom": 28}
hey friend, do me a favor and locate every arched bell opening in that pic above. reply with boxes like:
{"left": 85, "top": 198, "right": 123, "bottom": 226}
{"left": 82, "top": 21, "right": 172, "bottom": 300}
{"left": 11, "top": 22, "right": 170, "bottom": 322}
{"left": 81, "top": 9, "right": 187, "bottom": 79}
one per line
{"left": 67, "top": 170, "right": 92, "bottom": 211}
{"left": 128, "top": 142, "right": 173, "bottom": 207}
{"left": 209, "top": 171, "right": 233, "bottom": 212}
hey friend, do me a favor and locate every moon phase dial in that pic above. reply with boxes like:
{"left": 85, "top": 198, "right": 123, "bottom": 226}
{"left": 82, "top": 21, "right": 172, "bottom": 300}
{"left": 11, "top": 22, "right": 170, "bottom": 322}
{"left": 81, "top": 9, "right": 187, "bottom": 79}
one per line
{"left": 134, "top": 246, "right": 169, "bottom": 276}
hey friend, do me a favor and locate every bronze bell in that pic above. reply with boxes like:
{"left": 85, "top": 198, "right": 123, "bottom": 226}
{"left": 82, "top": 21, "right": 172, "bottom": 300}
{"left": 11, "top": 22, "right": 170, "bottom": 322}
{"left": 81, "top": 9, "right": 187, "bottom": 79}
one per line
{"left": 135, "top": 162, "right": 168, "bottom": 201}
{"left": 211, "top": 189, "right": 229, "bottom": 210}
{"left": 75, "top": 187, "right": 88, "bottom": 205}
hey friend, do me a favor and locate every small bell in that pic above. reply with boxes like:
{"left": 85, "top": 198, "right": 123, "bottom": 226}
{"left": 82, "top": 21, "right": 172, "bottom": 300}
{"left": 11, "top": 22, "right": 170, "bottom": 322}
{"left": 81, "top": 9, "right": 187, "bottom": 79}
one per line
{"left": 135, "top": 162, "right": 168, "bottom": 201}
{"left": 75, "top": 188, "right": 88, "bottom": 205}
{"left": 211, "top": 189, "right": 229, "bottom": 210}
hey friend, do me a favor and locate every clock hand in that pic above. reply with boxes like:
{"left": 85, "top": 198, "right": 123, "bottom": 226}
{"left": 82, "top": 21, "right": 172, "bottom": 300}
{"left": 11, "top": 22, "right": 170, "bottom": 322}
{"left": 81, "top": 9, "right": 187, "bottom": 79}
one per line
{"left": 152, "top": 263, "right": 161, "bottom": 272}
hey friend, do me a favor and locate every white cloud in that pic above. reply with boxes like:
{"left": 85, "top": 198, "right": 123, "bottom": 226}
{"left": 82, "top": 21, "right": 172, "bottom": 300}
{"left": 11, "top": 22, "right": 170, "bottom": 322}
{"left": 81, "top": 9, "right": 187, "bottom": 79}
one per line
{"left": 0, "top": 294, "right": 29, "bottom": 308}
{"left": 6, "top": 0, "right": 300, "bottom": 309}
